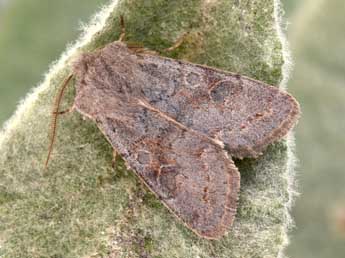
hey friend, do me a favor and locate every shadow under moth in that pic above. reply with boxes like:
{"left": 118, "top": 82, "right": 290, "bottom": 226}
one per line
{"left": 45, "top": 21, "right": 300, "bottom": 239}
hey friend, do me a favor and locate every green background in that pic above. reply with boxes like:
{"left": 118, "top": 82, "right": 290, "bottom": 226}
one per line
{"left": 284, "top": 0, "right": 345, "bottom": 257}
{"left": 1, "top": 0, "right": 344, "bottom": 257}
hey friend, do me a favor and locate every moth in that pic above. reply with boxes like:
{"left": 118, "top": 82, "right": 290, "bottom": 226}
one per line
{"left": 46, "top": 18, "right": 300, "bottom": 239}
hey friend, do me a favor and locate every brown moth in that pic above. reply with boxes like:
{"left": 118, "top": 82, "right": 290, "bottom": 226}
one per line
{"left": 46, "top": 21, "right": 300, "bottom": 239}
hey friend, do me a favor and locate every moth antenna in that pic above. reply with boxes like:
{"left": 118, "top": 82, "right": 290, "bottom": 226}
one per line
{"left": 45, "top": 74, "right": 74, "bottom": 169}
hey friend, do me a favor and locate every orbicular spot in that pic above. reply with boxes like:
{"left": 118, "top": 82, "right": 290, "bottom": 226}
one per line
{"left": 210, "top": 79, "right": 243, "bottom": 102}
{"left": 185, "top": 71, "right": 202, "bottom": 89}
{"left": 137, "top": 150, "right": 151, "bottom": 165}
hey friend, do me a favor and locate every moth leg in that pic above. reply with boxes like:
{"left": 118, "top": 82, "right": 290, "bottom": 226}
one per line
{"left": 132, "top": 48, "right": 159, "bottom": 56}
{"left": 111, "top": 149, "right": 118, "bottom": 169}
{"left": 126, "top": 42, "right": 144, "bottom": 49}
{"left": 164, "top": 32, "right": 189, "bottom": 52}
{"left": 53, "top": 106, "right": 75, "bottom": 115}
{"left": 118, "top": 15, "right": 126, "bottom": 42}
